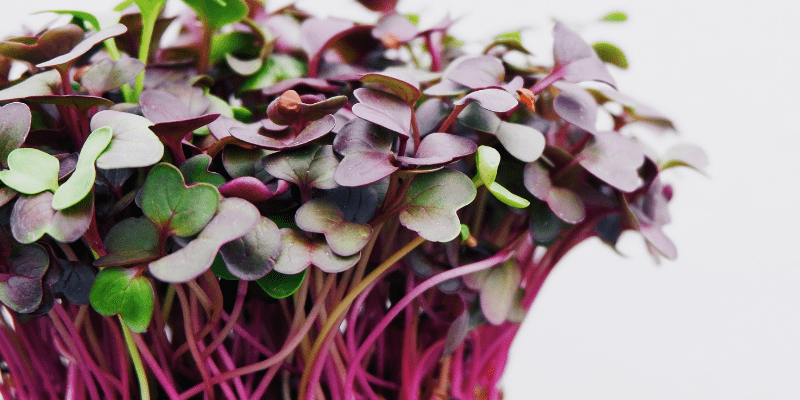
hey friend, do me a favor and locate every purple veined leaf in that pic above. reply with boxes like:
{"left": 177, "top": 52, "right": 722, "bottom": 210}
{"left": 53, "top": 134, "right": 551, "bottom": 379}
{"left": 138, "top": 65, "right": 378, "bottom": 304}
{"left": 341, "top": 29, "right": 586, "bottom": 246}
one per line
{"left": 396, "top": 132, "right": 477, "bottom": 167}
{"left": 356, "top": 0, "right": 398, "bottom": 13}
{"left": 397, "top": 168, "right": 477, "bottom": 242}
{"left": 447, "top": 55, "right": 505, "bottom": 89}
{"left": 149, "top": 198, "right": 259, "bottom": 283}
{"left": 262, "top": 78, "right": 342, "bottom": 97}
{"left": 495, "top": 121, "right": 546, "bottom": 162}
{"left": 230, "top": 114, "right": 336, "bottom": 150}
{"left": 295, "top": 198, "right": 372, "bottom": 257}
{"left": 219, "top": 216, "right": 282, "bottom": 281}
{"left": 457, "top": 102, "right": 502, "bottom": 134}
{"left": 579, "top": 131, "right": 645, "bottom": 192}
{"left": 94, "top": 217, "right": 161, "bottom": 268}
{"left": 262, "top": 145, "right": 339, "bottom": 190}
{"left": 352, "top": 88, "right": 411, "bottom": 137}
{"left": 37, "top": 24, "right": 128, "bottom": 69}
{"left": 20, "top": 95, "right": 114, "bottom": 111}
{"left": 552, "top": 81, "right": 598, "bottom": 133}
{"left": 139, "top": 89, "right": 193, "bottom": 123}
{"left": 80, "top": 57, "right": 144, "bottom": 95}
{"left": 0, "top": 244, "right": 49, "bottom": 313}
{"left": 372, "top": 13, "right": 418, "bottom": 44}
{"left": 0, "top": 24, "right": 84, "bottom": 65}
{"left": 0, "top": 102, "right": 32, "bottom": 166}
{"left": 326, "top": 184, "right": 379, "bottom": 224}
{"left": 219, "top": 177, "right": 291, "bottom": 203}
{"left": 523, "top": 161, "right": 585, "bottom": 223}
{"left": 479, "top": 260, "right": 521, "bottom": 325}
{"left": 454, "top": 88, "right": 518, "bottom": 113}
{"left": 91, "top": 110, "right": 164, "bottom": 169}
{"left": 332, "top": 118, "right": 398, "bottom": 187}
{"left": 272, "top": 228, "right": 360, "bottom": 275}
{"left": 551, "top": 22, "right": 616, "bottom": 88}
{"left": 361, "top": 70, "right": 421, "bottom": 105}
{"left": 10, "top": 191, "right": 93, "bottom": 244}
{"left": 661, "top": 143, "right": 709, "bottom": 174}
{"left": 0, "top": 70, "right": 61, "bottom": 101}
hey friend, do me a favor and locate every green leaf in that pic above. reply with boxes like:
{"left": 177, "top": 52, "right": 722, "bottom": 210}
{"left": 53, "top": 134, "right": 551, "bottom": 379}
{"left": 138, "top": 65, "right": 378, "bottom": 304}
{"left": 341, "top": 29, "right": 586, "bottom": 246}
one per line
{"left": 240, "top": 55, "right": 306, "bottom": 92}
{"left": 140, "top": 163, "right": 220, "bottom": 237}
{"left": 600, "top": 11, "right": 628, "bottom": 22}
{"left": 179, "top": 154, "right": 226, "bottom": 187}
{"left": 182, "top": 0, "right": 248, "bottom": 33}
{"left": 37, "top": 10, "right": 101, "bottom": 30}
{"left": 89, "top": 267, "right": 154, "bottom": 333}
{"left": 219, "top": 216, "right": 281, "bottom": 280}
{"left": 52, "top": 126, "right": 112, "bottom": 210}
{"left": 398, "top": 169, "right": 477, "bottom": 242}
{"left": 272, "top": 228, "right": 360, "bottom": 275}
{"left": 592, "top": 42, "right": 628, "bottom": 69}
{"left": 256, "top": 269, "right": 306, "bottom": 299}
{"left": 486, "top": 182, "right": 530, "bottom": 208}
{"left": 294, "top": 199, "right": 372, "bottom": 257}
{"left": 0, "top": 148, "right": 59, "bottom": 194}
{"left": 494, "top": 31, "right": 521, "bottom": 42}
{"left": 479, "top": 261, "right": 521, "bottom": 325}
{"left": 262, "top": 145, "right": 339, "bottom": 190}
{"left": 94, "top": 218, "right": 160, "bottom": 268}
{"left": 475, "top": 145, "right": 500, "bottom": 186}
{"left": 148, "top": 198, "right": 259, "bottom": 283}
{"left": 460, "top": 224, "right": 470, "bottom": 241}
{"left": 0, "top": 102, "right": 32, "bottom": 167}
{"left": 92, "top": 110, "right": 164, "bottom": 169}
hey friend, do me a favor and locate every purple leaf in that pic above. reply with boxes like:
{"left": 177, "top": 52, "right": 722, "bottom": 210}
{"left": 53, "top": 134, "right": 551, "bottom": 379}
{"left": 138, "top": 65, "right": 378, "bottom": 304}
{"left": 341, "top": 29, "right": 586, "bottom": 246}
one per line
{"left": 332, "top": 119, "right": 398, "bottom": 187}
{"left": 156, "top": 83, "right": 210, "bottom": 118}
{"left": 272, "top": 228, "right": 360, "bottom": 274}
{"left": 300, "top": 18, "right": 355, "bottom": 60}
{"left": 397, "top": 132, "right": 477, "bottom": 167}
{"left": 37, "top": 24, "right": 128, "bottom": 69}
{"left": 139, "top": 89, "right": 193, "bottom": 123}
{"left": 0, "top": 102, "right": 32, "bottom": 166}
{"left": 149, "top": 198, "right": 260, "bottom": 283}
{"left": 372, "top": 13, "right": 418, "bottom": 44}
{"left": 0, "top": 244, "right": 49, "bottom": 313}
{"left": 0, "top": 25, "right": 84, "bottom": 65}
{"left": 15, "top": 95, "right": 113, "bottom": 111}
{"left": 579, "top": 132, "right": 645, "bottom": 192}
{"left": 447, "top": 55, "right": 504, "bottom": 89}
{"left": 263, "top": 145, "right": 339, "bottom": 190}
{"left": 266, "top": 91, "right": 347, "bottom": 126}
{"left": 552, "top": 22, "right": 616, "bottom": 87}
{"left": 262, "top": 78, "right": 342, "bottom": 97}
{"left": 523, "top": 161, "right": 585, "bottom": 223}
{"left": 219, "top": 216, "right": 282, "bottom": 280}
{"left": 149, "top": 114, "right": 220, "bottom": 161}
{"left": 295, "top": 199, "right": 372, "bottom": 257}
{"left": 352, "top": 88, "right": 411, "bottom": 136}
{"left": 10, "top": 191, "right": 93, "bottom": 244}
{"left": 360, "top": 70, "right": 421, "bottom": 105}
{"left": 327, "top": 185, "right": 379, "bottom": 224}
{"left": 356, "top": 0, "right": 399, "bottom": 13}
{"left": 230, "top": 114, "right": 336, "bottom": 150}
{"left": 398, "top": 169, "right": 476, "bottom": 242}
{"left": 219, "top": 177, "right": 291, "bottom": 203}
{"left": 552, "top": 81, "right": 598, "bottom": 133}
{"left": 454, "top": 88, "right": 518, "bottom": 113}
{"left": 415, "top": 98, "right": 449, "bottom": 135}
{"left": 80, "top": 57, "right": 144, "bottom": 95}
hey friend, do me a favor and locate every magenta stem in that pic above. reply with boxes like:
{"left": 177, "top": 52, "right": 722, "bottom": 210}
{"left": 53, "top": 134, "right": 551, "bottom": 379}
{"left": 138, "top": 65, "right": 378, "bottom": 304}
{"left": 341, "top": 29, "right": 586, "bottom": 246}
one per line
{"left": 132, "top": 333, "right": 181, "bottom": 400}
{"left": 437, "top": 103, "right": 467, "bottom": 133}
{"left": 407, "top": 339, "right": 446, "bottom": 400}
{"left": 51, "top": 305, "right": 106, "bottom": 400}
{"left": 451, "top": 344, "right": 466, "bottom": 399}
{"left": 530, "top": 65, "right": 566, "bottom": 95}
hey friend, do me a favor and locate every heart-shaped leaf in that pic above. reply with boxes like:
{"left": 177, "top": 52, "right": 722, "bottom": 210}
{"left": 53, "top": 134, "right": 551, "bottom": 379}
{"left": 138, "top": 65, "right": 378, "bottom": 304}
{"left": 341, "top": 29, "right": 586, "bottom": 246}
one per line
{"left": 52, "top": 126, "right": 112, "bottom": 210}
{"left": 0, "top": 25, "right": 84, "bottom": 65}
{"left": 447, "top": 55, "right": 504, "bottom": 89}
{"left": 578, "top": 132, "right": 644, "bottom": 192}
{"left": 494, "top": 121, "right": 545, "bottom": 162}
{"left": 0, "top": 244, "right": 49, "bottom": 313}
{"left": 262, "top": 145, "right": 339, "bottom": 190}
{"left": 360, "top": 70, "right": 420, "bottom": 104}
{"left": 149, "top": 198, "right": 259, "bottom": 283}
{"left": 332, "top": 119, "right": 398, "bottom": 187}
{"left": 219, "top": 216, "right": 281, "bottom": 280}
{"left": 37, "top": 24, "right": 128, "bottom": 69}
{"left": 0, "top": 148, "right": 60, "bottom": 194}
{"left": 81, "top": 57, "right": 144, "bottom": 95}
{"left": 397, "top": 169, "right": 476, "bottom": 242}
{"left": 256, "top": 269, "right": 306, "bottom": 299}
{"left": 94, "top": 218, "right": 160, "bottom": 268}
{"left": 295, "top": 199, "right": 372, "bottom": 257}
{"left": 179, "top": 154, "right": 226, "bottom": 187}
{"left": 10, "top": 191, "right": 93, "bottom": 244}
{"left": 396, "top": 132, "right": 477, "bottom": 167}
{"left": 479, "top": 260, "right": 521, "bottom": 325}
{"left": 91, "top": 110, "right": 164, "bottom": 169}
{"left": 182, "top": 0, "right": 248, "bottom": 33}
{"left": 140, "top": 163, "right": 219, "bottom": 237}
{"left": 352, "top": 88, "right": 411, "bottom": 137}
{"left": 50, "top": 260, "right": 96, "bottom": 305}
{"left": 552, "top": 81, "right": 598, "bottom": 133}
{"left": 453, "top": 88, "right": 518, "bottom": 113}
{"left": 89, "top": 267, "right": 154, "bottom": 333}
{"left": 523, "top": 161, "right": 584, "bottom": 223}
{"left": 0, "top": 103, "right": 32, "bottom": 166}
{"left": 219, "top": 177, "right": 291, "bottom": 203}
{"left": 272, "top": 228, "right": 360, "bottom": 274}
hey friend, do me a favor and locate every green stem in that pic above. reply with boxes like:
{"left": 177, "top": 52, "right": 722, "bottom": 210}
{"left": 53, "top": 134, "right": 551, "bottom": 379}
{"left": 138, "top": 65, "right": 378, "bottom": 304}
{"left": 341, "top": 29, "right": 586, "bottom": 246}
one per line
{"left": 120, "top": 318, "right": 150, "bottom": 400}
{"left": 134, "top": 1, "right": 166, "bottom": 101}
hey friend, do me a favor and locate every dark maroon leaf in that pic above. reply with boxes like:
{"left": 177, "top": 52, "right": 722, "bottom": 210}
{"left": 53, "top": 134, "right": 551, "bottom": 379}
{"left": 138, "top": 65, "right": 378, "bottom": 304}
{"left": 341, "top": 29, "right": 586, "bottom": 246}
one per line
{"left": 327, "top": 185, "right": 378, "bottom": 224}
{"left": 230, "top": 114, "right": 336, "bottom": 150}
{"left": 50, "top": 260, "right": 96, "bottom": 305}
{"left": 352, "top": 88, "right": 411, "bottom": 136}
{"left": 219, "top": 216, "right": 281, "bottom": 280}
{"left": 262, "top": 78, "right": 342, "bottom": 96}
{"left": 332, "top": 119, "right": 398, "bottom": 187}
{"left": 0, "top": 25, "right": 84, "bottom": 65}
{"left": 356, "top": 0, "right": 398, "bottom": 13}
{"left": 0, "top": 244, "right": 49, "bottom": 313}
{"left": 360, "top": 70, "right": 421, "bottom": 104}
{"left": 38, "top": 24, "right": 128, "bottom": 69}
{"left": 149, "top": 114, "right": 220, "bottom": 161}
{"left": 18, "top": 95, "right": 114, "bottom": 111}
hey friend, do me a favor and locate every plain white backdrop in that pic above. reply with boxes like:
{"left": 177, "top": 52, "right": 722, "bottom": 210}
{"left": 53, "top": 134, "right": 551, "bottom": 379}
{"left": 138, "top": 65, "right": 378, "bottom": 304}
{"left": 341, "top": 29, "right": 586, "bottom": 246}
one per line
{"left": 4, "top": 0, "right": 800, "bottom": 399}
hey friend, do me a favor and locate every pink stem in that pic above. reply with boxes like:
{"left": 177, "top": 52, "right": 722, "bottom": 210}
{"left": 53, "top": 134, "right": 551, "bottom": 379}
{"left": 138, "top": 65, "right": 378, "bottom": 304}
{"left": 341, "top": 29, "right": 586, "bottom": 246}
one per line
{"left": 132, "top": 333, "right": 181, "bottom": 400}
{"left": 50, "top": 305, "right": 105, "bottom": 400}
{"left": 451, "top": 344, "right": 465, "bottom": 399}
{"left": 408, "top": 340, "right": 446, "bottom": 400}
{"left": 344, "top": 250, "right": 514, "bottom": 397}
{"left": 530, "top": 65, "right": 566, "bottom": 95}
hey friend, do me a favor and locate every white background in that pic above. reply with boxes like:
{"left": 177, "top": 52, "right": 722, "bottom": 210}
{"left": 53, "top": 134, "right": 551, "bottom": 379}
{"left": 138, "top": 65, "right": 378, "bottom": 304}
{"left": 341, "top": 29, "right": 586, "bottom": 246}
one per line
{"left": 5, "top": 0, "right": 800, "bottom": 399}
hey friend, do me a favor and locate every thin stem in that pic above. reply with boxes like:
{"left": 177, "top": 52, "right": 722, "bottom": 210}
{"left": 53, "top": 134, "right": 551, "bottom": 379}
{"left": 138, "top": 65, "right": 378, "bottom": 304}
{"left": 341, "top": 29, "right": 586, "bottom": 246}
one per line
{"left": 120, "top": 320, "right": 150, "bottom": 400}
{"left": 529, "top": 65, "right": 566, "bottom": 95}
{"left": 298, "top": 236, "right": 428, "bottom": 400}
{"left": 175, "top": 285, "right": 215, "bottom": 400}
{"left": 410, "top": 108, "right": 421, "bottom": 153}
{"left": 437, "top": 104, "right": 467, "bottom": 133}
{"left": 202, "top": 280, "right": 248, "bottom": 359}
{"left": 132, "top": 333, "right": 181, "bottom": 400}
{"left": 408, "top": 339, "right": 446, "bottom": 400}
